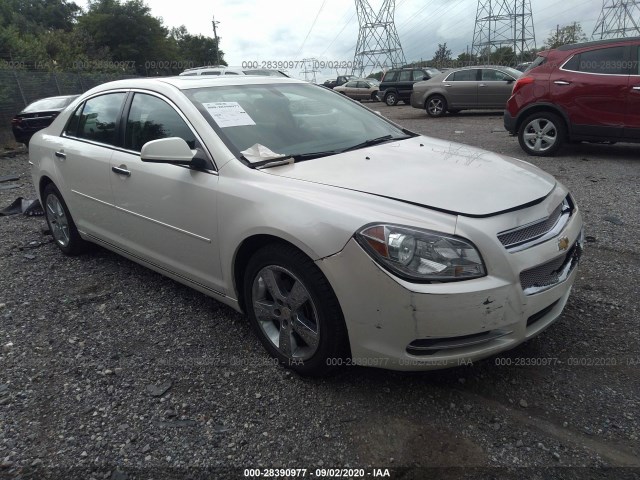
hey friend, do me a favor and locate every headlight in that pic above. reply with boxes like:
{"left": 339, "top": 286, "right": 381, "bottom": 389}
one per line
{"left": 355, "top": 224, "right": 486, "bottom": 282}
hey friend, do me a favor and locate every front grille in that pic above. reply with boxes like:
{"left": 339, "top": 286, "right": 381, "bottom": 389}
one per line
{"left": 498, "top": 197, "right": 572, "bottom": 251}
{"left": 519, "top": 241, "right": 582, "bottom": 295}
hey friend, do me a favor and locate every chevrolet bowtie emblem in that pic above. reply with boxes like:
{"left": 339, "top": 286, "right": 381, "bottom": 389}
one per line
{"left": 558, "top": 236, "right": 570, "bottom": 251}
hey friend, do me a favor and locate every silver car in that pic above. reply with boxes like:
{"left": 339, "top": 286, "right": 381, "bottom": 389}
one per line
{"left": 411, "top": 66, "right": 522, "bottom": 117}
{"left": 30, "top": 76, "right": 582, "bottom": 376}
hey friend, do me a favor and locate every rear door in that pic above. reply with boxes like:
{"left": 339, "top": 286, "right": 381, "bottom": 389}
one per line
{"left": 55, "top": 92, "right": 127, "bottom": 240}
{"left": 397, "top": 70, "right": 414, "bottom": 100}
{"left": 626, "top": 44, "right": 640, "bottom": 139}
{"left": 478, "top": 68, "right": 517, "bottom": 107}
{"left": 552, "top": 45, "right": 630, "bottom": 139}
{"left": 356, "top": 81, "right": 371, "bottom": 100}
{"left": 443, "top": 69, "right": 479, "bottom": 108}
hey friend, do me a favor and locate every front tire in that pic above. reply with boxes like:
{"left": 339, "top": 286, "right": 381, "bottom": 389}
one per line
{"left": 243, "top": 243, "right": 349, "bottom": 376}
{"left": 518, "top": 112, "right": 565, "bottom": 156}
{"left": 426, "top": 95, "right": 447, "bottom": 117}
{"left": 384, "top": 91, "right": 398, "bottom": 106}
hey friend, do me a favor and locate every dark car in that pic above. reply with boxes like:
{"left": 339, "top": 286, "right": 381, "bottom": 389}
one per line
{"left": 377, "top": 67, "right": 441, "bottom": 106}
{"left": 322, "top": 75, "right": 357, "bottom": 89}
{"left": 504, "top": 37, "right": 640, "bottom": 156}
{"left": 12, "top": 95, "right": 79, "bottom": 146}
{"left": 411, "top": 66, "right": 521, "bottom": 117}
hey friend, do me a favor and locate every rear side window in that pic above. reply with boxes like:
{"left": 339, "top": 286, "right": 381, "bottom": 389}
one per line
{"left": 383, "top": 71, "right": 398, "bottom": 82}
{"left": 76, "top": 93, "right": 126, "bottom": 145}
{"left": 565, "top": 47, "right": 628, "bottom": 75}
{"left": 125, "top": 93, "right": 197, "bottom": 151}
{"left": 398, "top": 70, "right": 412, "bottom": 81}
{"left": 451, "top": 69, "right": 477, "bottom": 81}
{"left": 481, "top": 69, "right": 514, "bottom": 81}
{"left": 413, "top": 70, "right": 426, "bottom": 81}
{"left": 526, "top": 55, "right": 547, "bottom": 72}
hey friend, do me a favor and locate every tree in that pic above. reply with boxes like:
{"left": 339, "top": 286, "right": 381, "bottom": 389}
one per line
{"left": 545, "top": 23, "right": 588, "bottom": 49}
{"left": 171, "top": 26, "right": 225, "bottom": 68}
{"left": 78, "top": 0, "right": 178, "bottom": 74}
{"left": 431, "top": 43, "right": 452, "bottom": 68}
{"left": 0, "top": 0, "right": 80, "bottom": 33}
{"left": 456, "top": 52, "right": 476, "bottom": 66}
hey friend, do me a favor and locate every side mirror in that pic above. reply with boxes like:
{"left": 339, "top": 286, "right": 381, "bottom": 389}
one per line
{"left": 423, "top": 76, "right": 429, "bottom": 81}
{"left": 141, "top": 137, "right": 196, "bottom": 165}
{"left": 506, "top": 78, "right": 515, "bottom": 83}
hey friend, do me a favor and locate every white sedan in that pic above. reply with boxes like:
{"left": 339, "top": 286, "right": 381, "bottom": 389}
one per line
{"left": 29, "top": 76, "right": 583, "bottom": 375}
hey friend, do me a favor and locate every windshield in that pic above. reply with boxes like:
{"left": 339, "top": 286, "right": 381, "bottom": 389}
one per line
{"left": 184, "top": 83, "right": 410, "bottom": 163}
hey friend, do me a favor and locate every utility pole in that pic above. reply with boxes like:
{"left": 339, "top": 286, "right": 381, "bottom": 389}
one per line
{"left": 212, "top": 15, "right": 220, "bottom": 65}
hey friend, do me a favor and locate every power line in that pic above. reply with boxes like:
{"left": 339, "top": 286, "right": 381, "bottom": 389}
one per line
{"left": 298, "top": 0, "right": 329, "bottom": 55}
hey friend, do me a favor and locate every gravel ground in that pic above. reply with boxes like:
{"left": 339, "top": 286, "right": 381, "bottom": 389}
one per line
{"left": 1, "top": 105, "right": 639, "bottom": 480}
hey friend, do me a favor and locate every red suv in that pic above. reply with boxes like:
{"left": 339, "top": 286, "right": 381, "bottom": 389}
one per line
{"left": 504, "top": 37, "right": 640, "bottom": 156}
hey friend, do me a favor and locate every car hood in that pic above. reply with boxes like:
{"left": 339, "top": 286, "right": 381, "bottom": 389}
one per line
{"left": 263, "top": 136, "right": 556, "bottom": 217}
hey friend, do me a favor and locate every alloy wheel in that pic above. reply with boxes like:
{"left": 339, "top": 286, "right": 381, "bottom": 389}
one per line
{"left": 46, "top": 194, "right": 70, "bottom": 247}
{"left": 251, "top": 265, "right": 320, "bottom": 361}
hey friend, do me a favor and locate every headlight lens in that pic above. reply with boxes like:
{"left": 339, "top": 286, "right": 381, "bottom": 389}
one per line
{"left": 355, "top": 224, "right": 486, "bottom": 282}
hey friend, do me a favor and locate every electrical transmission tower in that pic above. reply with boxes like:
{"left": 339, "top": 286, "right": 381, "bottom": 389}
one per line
{"left": 592, "top": 1, "right": 640, "bottom": 39}
{"left": 352, "top": 0, "right": 406, "bottom": 77}
{"left": 471, "top": 0, "right": 536, "bottom": 65}
{"left": 301, "top": 58, "right": 320, "bottom": 83}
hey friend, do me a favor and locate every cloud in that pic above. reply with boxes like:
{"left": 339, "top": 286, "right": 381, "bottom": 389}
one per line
{"left": 142, "top": 0, "right": 605, "bottom": 78}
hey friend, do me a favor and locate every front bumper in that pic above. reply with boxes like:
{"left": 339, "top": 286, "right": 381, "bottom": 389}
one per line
{"left": 318, "top": 192, "right": 583, "bottom": 371}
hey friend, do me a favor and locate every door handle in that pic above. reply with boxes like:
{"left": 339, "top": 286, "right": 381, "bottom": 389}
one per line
{"left": 632, "top": 86, "right": 640, "bottom": 91}
{"left": 444, "top": 83, "right": 452, "bottom": 87}
{"left": 554, "top": 80, "right": 571, "bottom": 85}
{"left": 478, "top": 83, "right": 487, "bottom": 87}
{"left": 111, "top": 166, "right": 131, "bottom": 177}
{"left": 54, "top": 151, "right": 66, "bottom": 159}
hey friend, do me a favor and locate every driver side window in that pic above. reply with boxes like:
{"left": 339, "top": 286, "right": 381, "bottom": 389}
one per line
{"left": 125, "top": 93, "right": 198, "bottom": 152}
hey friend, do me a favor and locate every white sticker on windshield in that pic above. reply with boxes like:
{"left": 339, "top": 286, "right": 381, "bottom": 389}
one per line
{"left": 202, "top": 102, "right": 256, "bottom": 128}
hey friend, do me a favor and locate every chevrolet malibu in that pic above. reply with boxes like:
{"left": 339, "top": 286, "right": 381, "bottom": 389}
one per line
{"left": 29, "top": 76, "right": 583, "bottom": 376}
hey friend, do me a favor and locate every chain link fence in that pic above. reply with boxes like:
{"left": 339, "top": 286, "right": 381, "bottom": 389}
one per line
{"left": 0, "top": 69, "right": 137, "bottom": 146}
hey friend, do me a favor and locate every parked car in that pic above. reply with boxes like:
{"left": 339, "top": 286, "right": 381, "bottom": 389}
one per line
{"left": 411, "top": 66, "right": 521, "bottom": 117}
{"left": 515, "top": 62, "right": 532, "bottom": 72}
{"left": 30, "top": 76, "right": 583, "bottom": 375}
{"left": 11, "top": 95, "right": 79, "bottom": 146}
{"left": 504, "top": 37, "right": 640, "bottom": 156}
{"left": 180, "top": 66, "right": 246, "bottom": 76}
{"left": 322, "top": 75, "right": 357, "bottom": 89}
{"left": 334, "top": 79, "right": 379, "bottom": 101}
{"left": 179, "top": 66, "right": 288, "bottom": 77}
{"left": 243, "top": 69, "right": 289, "bottom": 77}
{"left": 377, "top": 67, "right": 441, "bottom": 106}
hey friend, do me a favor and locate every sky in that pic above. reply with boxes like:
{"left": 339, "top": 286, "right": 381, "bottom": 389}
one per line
{"left": 134, "top": 0, "right": 604, "bottom": 80}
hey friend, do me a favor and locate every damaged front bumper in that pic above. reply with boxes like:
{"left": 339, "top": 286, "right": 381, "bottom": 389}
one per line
{"left": 317, "top": 201, "right": 583, "bottom": 371}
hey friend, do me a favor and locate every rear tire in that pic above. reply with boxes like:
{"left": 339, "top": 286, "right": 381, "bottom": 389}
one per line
{"left": 43, "top": 183, "right": 89, "bottom": 255}
{"left": 518, "top": 112, "right": 565, "bottom": 156}
{"left": 426, "top": 95, "right": 447, "bottom": 117}
{"left": 243, "top": 243, "right": 350, "bottom": 376}
{"left": 384, "top": 91, "right": 398, "bottom": 106}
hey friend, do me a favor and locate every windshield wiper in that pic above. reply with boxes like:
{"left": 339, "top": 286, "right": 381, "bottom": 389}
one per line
{"left": 340, "top": 134, "right": 411, "bottom": 153}
{"left": 249, "top": 150, "right": 341, "bottom": 169}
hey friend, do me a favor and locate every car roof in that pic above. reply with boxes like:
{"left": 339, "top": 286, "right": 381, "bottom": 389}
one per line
{"left": 83, "top": 76, "right": 308, "bottom": 94}
{"left": 556, "top": 36, "right": 640, "bottom": 51}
